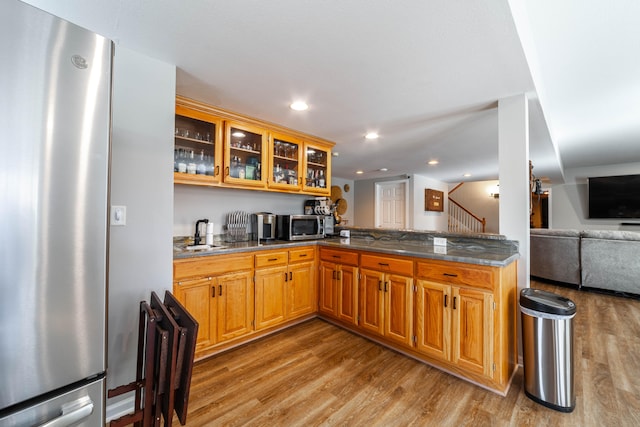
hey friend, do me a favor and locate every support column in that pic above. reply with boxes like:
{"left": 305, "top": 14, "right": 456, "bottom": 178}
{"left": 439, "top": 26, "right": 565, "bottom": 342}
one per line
{"left": 498, "top": 94, "right": 530, "bottom": 291}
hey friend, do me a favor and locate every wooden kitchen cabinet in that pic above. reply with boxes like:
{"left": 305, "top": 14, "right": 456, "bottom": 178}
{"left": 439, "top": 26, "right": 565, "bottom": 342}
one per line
{"left": 174, "top": 104, "right": 223, "bottom": 186}
{"left": 223, "top": 120, "right": 268, "bottom": 189}
{"left": 268, "top": 131, "right": 302, "bottom": 191}
{"left": 172, "top": 276, "right": 216, "bottom": 349}
{"left": 174, "top": 96, "right": 334, "bottom": 196}
{"left": 254, "top": 247, "right": 316, "bottom": 330}
{"left": 302, "top": 141, "right": 331, "bottom": 196}
{"left": 319, "top": 248, "right": 358, "bottom": 325}
{"left": 173, "top": 253, "right": 254, "bottom": 356}
{"left": 415, "top": 259, "right": 513, "bottom": 385}
{"left": 287, "top": 247, "right": 317, "bottom": 319}
{"left": 216, "top": 270, "right": 255, "bottom": 342}
{"left": 359, "top": 253, "right": 414, "bottom": 347}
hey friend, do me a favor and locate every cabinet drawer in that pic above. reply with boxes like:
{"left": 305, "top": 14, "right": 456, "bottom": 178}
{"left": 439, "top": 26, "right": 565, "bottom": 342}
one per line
{"left": 360, "top": 253, "right": 413, "bottom": 276}
{"left": 255, "top": 250, "right": 288, "bottom": 268}
{"left": 415, "top": 260, "right": 496, "bottom": 290}
{"left": 174, "top": 253, "right": 253, "bottom": 280}
{"left": 289, "top": 247, "right": 315, "bottom": 263}
{"left": 319, "top": 248, "right": 359, "bottom": 266}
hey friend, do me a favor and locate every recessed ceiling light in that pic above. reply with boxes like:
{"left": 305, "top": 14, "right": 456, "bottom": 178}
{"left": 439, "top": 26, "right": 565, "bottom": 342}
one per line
{"left": 463, "top": 173, "right": 471, "bottom": 177}
{"left": 427, "top": 160, "right": 439, "bottom": 165}
{"left": 290, "top": 101, "right": 308, "bottom": 111}
{"left": 356, "top": 170, "right": 364, "bottom": 174}
{"left": 379, "top": 168, "right": 388, "bottom": 172}
{"left": 365, "top": 132, "right": 379, "bottom": 140}
{"left": 332, "top": 152, "right": 339, "bottom": 157}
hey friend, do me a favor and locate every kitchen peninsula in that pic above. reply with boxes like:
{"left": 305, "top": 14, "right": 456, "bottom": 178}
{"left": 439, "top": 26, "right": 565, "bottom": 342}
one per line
{"left": 173, "top": 228, "right": 518, "bottom": 394}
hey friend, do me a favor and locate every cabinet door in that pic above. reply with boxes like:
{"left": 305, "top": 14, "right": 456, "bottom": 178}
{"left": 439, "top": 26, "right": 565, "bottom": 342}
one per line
{"left": 385, "top": 274, "right": 413, "bottom": 346}
{"left": 254, "top": 265, "right": 287, "bottom": 330}
{"left": 174, "top": 105, "right": 223, "bottom": 185}
{"left": 173, "top": 277, "right": 216, "bottom": 349}
{"left": 224, "top": 121, "right": 268, "bottom": 188}
{"left": 337, "top": 265, "right": 358, "bottom": 325}
{"left": 287, "top": 261, "right": 316, "bottom": 319}
{"left": 269, "top": 132, "right": 302, "bottom": 191}
{"left": 318, "top": 261, "right": 337, "bottom": 316}
{"left": 359, "top": 268, "right": 384, "bottom": 335}
{"left": 301, "top": 142, "right": 331, "bottom": 195}
{"left": 216, "top": 270, "right": 254, "bottom": 342}
{"left": 452, "top": 287, "right": 494, "bottom": 378}
{"left": 415, "top": 280, "right": 451, "bottom": 361}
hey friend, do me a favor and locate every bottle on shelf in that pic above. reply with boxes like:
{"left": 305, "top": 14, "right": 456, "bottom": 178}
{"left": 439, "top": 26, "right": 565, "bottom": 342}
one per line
{"left": 187, "top": 150, "right": 197, "bottom": 174}
{"left": 197, "top": 150, "right": 207, "bottom": 175}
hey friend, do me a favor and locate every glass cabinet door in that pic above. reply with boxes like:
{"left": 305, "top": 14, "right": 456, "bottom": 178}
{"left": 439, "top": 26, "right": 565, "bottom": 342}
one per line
{"left": 302, "top": 142, "right": 331, "bottom": 194}
{"left": 174, "top": 108, "right": 222, "bottom": 185}
{"left": 269, "top": 132, "right": 302, "bottom": 190}
{"left": 224, "top": 121, "right": 268, "bottom": 188}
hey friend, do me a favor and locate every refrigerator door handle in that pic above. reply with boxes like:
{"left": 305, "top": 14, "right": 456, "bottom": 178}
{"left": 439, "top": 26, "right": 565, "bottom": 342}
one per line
{"left": 39, "top": 396, "right": 94, "bottom": 427}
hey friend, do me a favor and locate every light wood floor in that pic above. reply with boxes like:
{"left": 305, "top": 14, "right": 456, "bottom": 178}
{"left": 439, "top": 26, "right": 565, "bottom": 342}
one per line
{"left": 177, "top": 280, "right": 640, "bottom": 426}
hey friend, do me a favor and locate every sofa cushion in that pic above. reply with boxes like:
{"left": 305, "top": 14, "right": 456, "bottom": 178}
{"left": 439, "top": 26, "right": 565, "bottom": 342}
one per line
{"left": 530, "top": 231, "right": 581, "bottom": 285}
{"left": 581, "top": 236, "right": 640, "bottom": 295}
{"left": 581, "top": 230, "right": 640, "bottom": 241}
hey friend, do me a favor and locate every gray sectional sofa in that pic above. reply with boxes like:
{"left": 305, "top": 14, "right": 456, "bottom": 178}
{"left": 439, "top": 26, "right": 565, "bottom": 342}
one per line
{"left": 530, "top": 228, "right": 640, "bottom": 296}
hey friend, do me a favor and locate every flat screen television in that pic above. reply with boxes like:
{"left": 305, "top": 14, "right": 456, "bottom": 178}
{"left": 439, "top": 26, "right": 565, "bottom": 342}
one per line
{"left": 588, "top": 174, "right": 640, "bottom": 219}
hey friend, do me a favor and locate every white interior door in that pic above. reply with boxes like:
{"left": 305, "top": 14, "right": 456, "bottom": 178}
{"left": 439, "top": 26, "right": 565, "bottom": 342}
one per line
{"left": 375, "top": 180, "right": 408, "bottom": 229}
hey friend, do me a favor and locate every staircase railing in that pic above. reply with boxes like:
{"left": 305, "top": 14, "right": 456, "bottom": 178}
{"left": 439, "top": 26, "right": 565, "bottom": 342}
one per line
{"left": 448, "top": 197, "right": 486, "bottom": 233}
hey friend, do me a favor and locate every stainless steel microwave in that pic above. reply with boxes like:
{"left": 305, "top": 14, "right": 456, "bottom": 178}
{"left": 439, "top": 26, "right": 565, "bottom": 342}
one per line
{"left": 277, "top": 215, "right": 324, "bottom": 240}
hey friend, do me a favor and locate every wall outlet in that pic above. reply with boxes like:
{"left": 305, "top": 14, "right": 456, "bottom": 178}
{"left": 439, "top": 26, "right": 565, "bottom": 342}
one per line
{"left": 111, "top": 205, "right": 127, "bottom": 226}
{"left": 433, "top": 237, "right": 447, "bottom": 247}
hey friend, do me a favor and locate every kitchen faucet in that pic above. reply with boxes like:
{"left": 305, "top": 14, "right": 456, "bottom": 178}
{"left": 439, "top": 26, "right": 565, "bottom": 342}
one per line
{"left": 194, "top": 218, "right": 209, "bottom": 245}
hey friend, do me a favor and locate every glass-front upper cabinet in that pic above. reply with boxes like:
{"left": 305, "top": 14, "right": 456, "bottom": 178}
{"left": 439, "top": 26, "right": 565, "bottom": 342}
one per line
{"left": 224, "top": 121, "right": 268, "bottom": 188}
{"left": 268, "top": 132, "right": 302, "bottom": 191}
{"left": 174, "top": 106, "right": 223, "bottom": 185}
{"left": 302, "top": 142, "right": 331, "bottom": 195}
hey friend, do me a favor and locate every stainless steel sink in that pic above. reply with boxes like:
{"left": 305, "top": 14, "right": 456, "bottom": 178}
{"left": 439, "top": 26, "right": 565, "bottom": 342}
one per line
{"left": 185, "top": 244, "right": 227, "bottom": 251}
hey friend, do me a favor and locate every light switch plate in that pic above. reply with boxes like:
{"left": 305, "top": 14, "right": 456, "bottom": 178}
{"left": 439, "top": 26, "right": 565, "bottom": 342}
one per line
{"left": 111, "top": 205, "right": 126, "bottom": 226}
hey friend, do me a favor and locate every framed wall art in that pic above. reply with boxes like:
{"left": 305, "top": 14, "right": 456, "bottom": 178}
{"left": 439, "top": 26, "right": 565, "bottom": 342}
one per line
{"left": 425, "top": 188, "right": 444, "bottom": 212}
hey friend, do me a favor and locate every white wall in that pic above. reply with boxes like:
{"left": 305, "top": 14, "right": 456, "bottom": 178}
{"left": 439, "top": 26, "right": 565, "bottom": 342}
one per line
{"left": 448, "top": 180, "right": 500, "bottom": 233}
{"left": 331, "top": 177, "right": 355, "bottom": 226}
{"left": 550, "top": 161, "right": 640, "bottom": 230}
{"left": 412, "top": 174, "right": 449, "bottom": 231}
{"left": 108, "top": 46, "right": 175, "bottom": 402}
{"left": 174, "top": 186, "right": 314, "bottom": 237}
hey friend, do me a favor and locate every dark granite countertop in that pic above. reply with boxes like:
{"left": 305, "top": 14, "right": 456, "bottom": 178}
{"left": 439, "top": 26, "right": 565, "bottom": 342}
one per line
{"left": 174, "top": 231, "right": 519, "bottom": 267}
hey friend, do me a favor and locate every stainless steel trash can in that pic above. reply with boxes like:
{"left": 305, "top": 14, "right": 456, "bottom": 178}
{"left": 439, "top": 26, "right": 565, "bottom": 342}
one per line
{"left": 520, "top": 288, "right": 577, "bottom": 412}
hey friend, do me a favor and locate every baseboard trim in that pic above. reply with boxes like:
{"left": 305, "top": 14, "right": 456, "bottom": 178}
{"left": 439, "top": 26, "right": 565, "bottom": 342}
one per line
{"left": 106, "top": 396, "right": 134, "bottom": 423}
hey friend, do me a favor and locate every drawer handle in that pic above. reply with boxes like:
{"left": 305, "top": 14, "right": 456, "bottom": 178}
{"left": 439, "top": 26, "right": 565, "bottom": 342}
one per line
{"left": 219, "top": 285, "right": 222, "bottom": 296}
{"left": 212, "top": 285, "right": 216, "bottom": 298}
{"left": 443, "top": 273, "right": 458, "bottom": 278}
{"left": 299, "top": 254, "right": 308, "bottom": 257}
{"left": 444, "top": 294, "right": 448, "bottom": 307}
{"left": 384, "top": 281, "right": 388, "bottom": 292}
{"left": 453, "top": 296, "right": 457, "bottom": 310}
{"left": 284, "top": 272, "right": 288, "bottom": 282}
{"left": 378, "top": 262, "right": 389, "bottom": 266}
{"left": 289, "top": 271, "right": 293, "bottom": 280}
{"left": 268, "top": 258, "right": 278, "bottom": 261}
{"left": 378, "top": 280, "right": 382, "bottom": 291}
{"left": 332, "top": 255, "right": 341, "bottom": 259}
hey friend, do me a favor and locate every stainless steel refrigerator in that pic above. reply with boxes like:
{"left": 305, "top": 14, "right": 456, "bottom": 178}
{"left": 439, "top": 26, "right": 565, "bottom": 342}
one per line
{"left": 0, "top": 1, "right": 112, "bottom": 425}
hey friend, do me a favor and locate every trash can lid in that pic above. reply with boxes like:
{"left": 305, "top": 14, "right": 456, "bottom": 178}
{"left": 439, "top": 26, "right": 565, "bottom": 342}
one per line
{"left": 520, "top": 288, "right": 576, "bottom": 316}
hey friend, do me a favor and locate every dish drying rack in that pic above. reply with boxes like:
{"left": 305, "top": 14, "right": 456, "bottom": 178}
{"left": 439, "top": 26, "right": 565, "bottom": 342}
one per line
{"left": 225, "top": 211, "right": 249, "bottom": 242}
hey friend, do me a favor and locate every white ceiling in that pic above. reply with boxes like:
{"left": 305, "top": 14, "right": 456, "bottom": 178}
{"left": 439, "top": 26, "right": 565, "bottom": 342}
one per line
{"left": 22, "top": 0, "right": 640, "bottom": 184}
